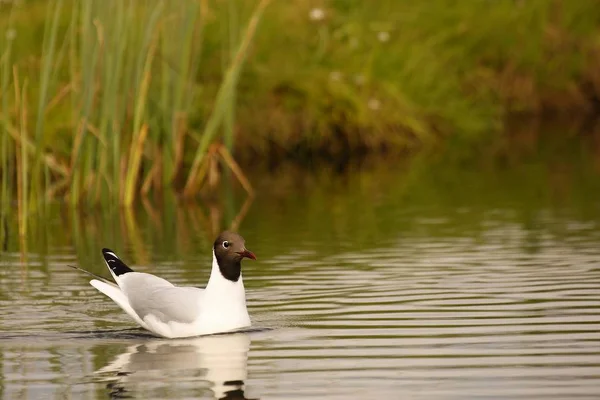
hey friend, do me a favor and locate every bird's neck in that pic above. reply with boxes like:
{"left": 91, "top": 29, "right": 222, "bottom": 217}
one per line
{"left": 203, "top": 251, "right": 250, "bottom": 330}
{"left": 206, "top": 251, "right": 245, "bottom": 293}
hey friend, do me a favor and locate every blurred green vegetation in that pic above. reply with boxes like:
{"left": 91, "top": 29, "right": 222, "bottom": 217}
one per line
{"left": 240, "top": 0, "right": 600, "bottom": 157}
{"left": 1, "top": 0, "right": 600, "bottom": 214}
{"left": 2, "top": 120, "right": 599, "bottom": 270}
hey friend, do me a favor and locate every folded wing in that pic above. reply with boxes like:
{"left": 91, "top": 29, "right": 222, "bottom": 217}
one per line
{"left": 119, "top": 272, "right": 204, "bottom": 324}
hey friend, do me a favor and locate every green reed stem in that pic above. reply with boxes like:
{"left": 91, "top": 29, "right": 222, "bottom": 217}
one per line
{"left": 32, "top": 0, "right": 62, "bottom": 206}
{"left": 183, "top": 0, "right": 271, "bottom": 197}
{"left": 123, "top": 1, "right": 162, "bottom": 206}
{"left": 19, "top": 78, "right": 29, "bottom": 238}
{"left": 223, "top": 0, "right": 239, "bottom": 152}
{"left": 1, "top": 17, "right": 15, "bottom": 220}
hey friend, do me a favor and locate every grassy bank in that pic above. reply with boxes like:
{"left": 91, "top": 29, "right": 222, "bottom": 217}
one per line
{"left": 1, "top": 0, "right": 600, "bottom": 213}
{"left": 240, "top": 0, "right": 600, "bottom": 161}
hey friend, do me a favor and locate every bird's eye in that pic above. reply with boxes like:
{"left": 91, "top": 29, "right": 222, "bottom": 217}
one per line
{"left": 222, "top": 241, "right": 230, "bottom": 249}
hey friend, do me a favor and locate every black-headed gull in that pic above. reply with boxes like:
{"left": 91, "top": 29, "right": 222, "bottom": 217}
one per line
{"left": 80, "top": 231, "right": 256, "bottom": 338}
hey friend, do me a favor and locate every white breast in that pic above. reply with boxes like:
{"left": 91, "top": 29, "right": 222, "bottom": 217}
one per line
{"left": 194, "top": 252, "right": 251, "bottom": 333}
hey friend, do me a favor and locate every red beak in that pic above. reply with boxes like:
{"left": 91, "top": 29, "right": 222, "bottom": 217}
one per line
{"left": 237, "top": 249, "right": 256, "bottom": 260}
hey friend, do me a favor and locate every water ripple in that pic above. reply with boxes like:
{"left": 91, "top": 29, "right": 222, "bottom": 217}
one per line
{"left": 1, "top": 212, "right": 600, "bottom": 399}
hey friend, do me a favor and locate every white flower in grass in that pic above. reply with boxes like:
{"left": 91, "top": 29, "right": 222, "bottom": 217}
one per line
{"left": 329, "top": 70, "right": 342, "bottom": 82}
{"left": 309, "top": 8, "right": 325, "bottom": 22}
{"left": 368, "top": 98, "right": 381, "bottom": 110}
{"left": 5, "top": 29, "right": 16, "bottom": 41}
{"left": 354, "top": 74, "right": 365, "bottom": 86}
{"left": 377, "top": 31, "right": 390, "bottom": 43}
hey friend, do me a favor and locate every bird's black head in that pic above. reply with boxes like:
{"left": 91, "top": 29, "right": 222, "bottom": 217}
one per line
{"left": 213, "top": 231, "right": 256, "bottom": 282}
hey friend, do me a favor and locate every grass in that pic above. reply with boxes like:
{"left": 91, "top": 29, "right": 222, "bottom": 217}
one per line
{"left": 243, "top": 0, "right": 600, "bottom": 158}
{"left": 1, "top": 0, "right": 600, "bottom": 216}
{"left": 0, "top": 0, "right": 268, "bottom": 220}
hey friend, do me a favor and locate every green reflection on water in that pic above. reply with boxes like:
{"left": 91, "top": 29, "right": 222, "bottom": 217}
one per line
{"left": 0, "top": 127, "right": 600, "bottom": 399}
{"left": 1, "top": 129, "right": 599, "bottom": 277}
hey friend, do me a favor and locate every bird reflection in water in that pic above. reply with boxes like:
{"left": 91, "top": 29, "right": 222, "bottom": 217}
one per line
{"left": 96, "top": 332, "right": 257, "bottom": 399}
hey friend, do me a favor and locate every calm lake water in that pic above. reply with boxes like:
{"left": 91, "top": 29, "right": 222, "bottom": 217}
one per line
{"left": 1, "top": 137, "right": 600, "bottom": 399}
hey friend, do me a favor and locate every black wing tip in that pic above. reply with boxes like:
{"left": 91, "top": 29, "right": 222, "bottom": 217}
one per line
{"left": 102, "top": 248, "right": 121, "bottom": 262}
{"left": 101, "top": 247, "right": 134, "bottom": 276}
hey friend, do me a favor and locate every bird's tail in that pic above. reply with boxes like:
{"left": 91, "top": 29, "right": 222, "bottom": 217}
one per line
{"left": 67, "top": 264, "right": 116, "bottom": 287}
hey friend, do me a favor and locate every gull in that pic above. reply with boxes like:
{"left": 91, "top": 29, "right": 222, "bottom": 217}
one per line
{"left": 73, "top": 231, "right": 256, "bottom": 338}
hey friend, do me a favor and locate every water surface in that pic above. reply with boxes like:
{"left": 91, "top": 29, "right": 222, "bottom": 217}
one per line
{"left": 1, "top": 145, "right": 600, "bottom": 399}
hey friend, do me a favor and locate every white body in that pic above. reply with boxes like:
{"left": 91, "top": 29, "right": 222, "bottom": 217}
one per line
{"left": 90, "top": 251, "right": 251, "bottom": 338}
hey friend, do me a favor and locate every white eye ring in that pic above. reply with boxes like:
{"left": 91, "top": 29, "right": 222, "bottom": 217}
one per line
{"left": 222, "top": 241, "right": 230, "bottom": 249}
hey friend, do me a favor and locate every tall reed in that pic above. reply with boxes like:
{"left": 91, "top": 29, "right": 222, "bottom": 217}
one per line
{"left": 184, "top": 0, "right": 271, "bottom": 197}
{"left": 0, "top": 0, "right": 266, "bottom": 212}
{"left": 0, "top": 7, "right": 15, "bottom": 242}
